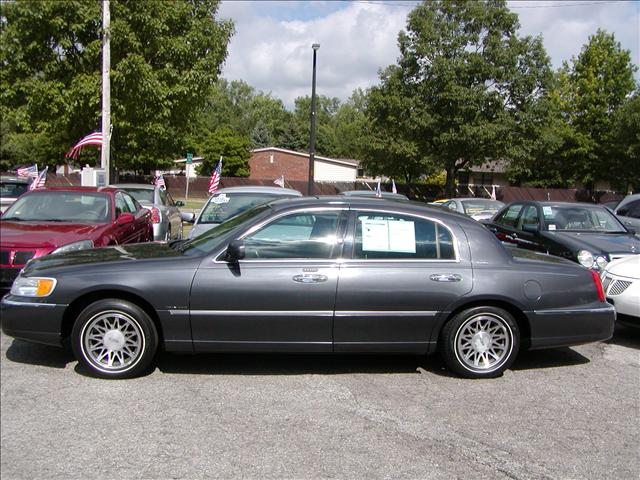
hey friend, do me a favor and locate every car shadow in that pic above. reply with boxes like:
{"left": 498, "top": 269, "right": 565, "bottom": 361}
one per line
{"left": 511, "top": 347, "right": 590, "bottom": 371}
{"left": 607, "top": 323, "right": 640, "bottom": 349}
{"left": 5, "top": 339, "right": 75, "bottom": 369}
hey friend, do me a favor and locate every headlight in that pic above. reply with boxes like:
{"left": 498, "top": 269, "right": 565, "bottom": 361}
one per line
{"left": 10, "top": 276, "right": 57, "bottom": 297}
{"left": 577, "top": 250, "right": 594, "bottom": 268}
{"left": 52, "top": 240, "right": 94, "bottom": 254}
{"left": 594, "top": 255, "right": 608, "bottom": 271}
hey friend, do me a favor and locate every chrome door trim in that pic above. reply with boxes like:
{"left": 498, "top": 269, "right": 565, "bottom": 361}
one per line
{"left": 184, "top": 310, "right": 334, "bottom": 317}
{"left": 335, "top": 310, "right": 438, "bottom": 317}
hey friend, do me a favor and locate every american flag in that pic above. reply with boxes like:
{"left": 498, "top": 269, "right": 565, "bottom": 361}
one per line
{"left": 66, "top": 132, "right": 103, "bottom": 159}
{"left": 29, "top": 166, "right": 48, "bottom": 190}
{"left": 17, "top": 165, "right": 38, "bottom": 177}
{"left": 154, "top": 174, "right": 166, "bottom": 189}
{"left": 208, "top": 157, "right": 222, "bottom": 194}
{"left": 274, "top": 175, "right": 285, "bottom": 188}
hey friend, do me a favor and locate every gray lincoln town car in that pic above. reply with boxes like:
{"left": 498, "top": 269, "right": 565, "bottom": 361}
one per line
{"left": 1, "top": 196, "right": 615, "bottom": 379}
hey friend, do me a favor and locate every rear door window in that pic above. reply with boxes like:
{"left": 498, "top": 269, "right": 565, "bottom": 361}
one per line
{"left": 495, "top": 204, "right": 523, "bottom": 228}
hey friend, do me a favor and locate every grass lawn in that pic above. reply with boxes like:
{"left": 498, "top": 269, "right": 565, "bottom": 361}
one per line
{"left": 176, "top": 197, "right": 207, "bottom": 210}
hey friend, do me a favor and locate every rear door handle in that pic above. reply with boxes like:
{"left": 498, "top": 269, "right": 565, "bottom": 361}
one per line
{"left": 293, "top": 274, "right": 328, "bottom": 284}
{"left": 429, "top": 273, "right": 462, "bottom": 283}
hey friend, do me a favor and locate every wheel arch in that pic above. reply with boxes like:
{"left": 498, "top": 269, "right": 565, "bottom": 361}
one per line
{"left": 61, "top": 290, "right": 164, "bottom": 347}
{"left": 435, "top": 298, "right": 532, "bottom": 351}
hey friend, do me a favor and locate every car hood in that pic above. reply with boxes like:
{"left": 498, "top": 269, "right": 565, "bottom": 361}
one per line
{"left": 604, "top": 256, "right": 640, "bottom": 279}
{"left": 22, "top": 242, "right": 183, "bottom": 276}
{"left": 507, "top": 246, "right": 577, "bottom": 267}
{"left": 542, "top": 231, "right": 640, "bottom": 255}
{"left": 0, "top": 221, "right": 110, "bottom": 249}
{"left": 188, "top": 222, "right": 218, "bottom": 239}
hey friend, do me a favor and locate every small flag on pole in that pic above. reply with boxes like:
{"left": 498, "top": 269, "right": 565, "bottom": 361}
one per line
{"left": 391, "top": 179, "right": 397, "bottom": 194}
{"left": 66, "top": 132, "right": 103, "bottom": 159}
{"left": 29, "top": 166, "right": 48, "bottom": 190}
{"left": 490, "top": 185, "right": 496, "bottom": 201}
{"left": 274, "top": 175, "right": 285, "bottom": 188}
{"left": 154, "top": 172, "right": 166, "bottom": 189}
{"left": 17, "top": 165, "right": 38, "bottom": 177}
{"left": 208, "top": 157, "right": 222, "bottom": 194}
{"left": 375, "top": 180, "right": 382, "bottom": 198}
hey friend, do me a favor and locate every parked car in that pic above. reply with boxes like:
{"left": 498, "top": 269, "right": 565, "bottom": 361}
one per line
{"left": 1, "top": 196, "right": 614, "bottom": 379}
{"left": 441, "top": 198, "right": 505, "bottom": 221}
{"left": 482, "top": 201, "right": 640, "bottom": 271}
{"left": 0, "top": 187, "right": 152, "bottom": 294}
{"left": 612, "top": 193, "right": 640, "bottom": 234}
{"left": 601, "top": 256, "right": 640, "bottom": 328}
{"left": 0, "top": 175, "right": 30, "bottom": 213}
{"left": 339, "top": 190, "right": 409, "bottom": 201}
{"left": 186, "top": 186, "right": 302, "bottom": 238}
{"left": 112, "top": 183, "right": 185, "bottom": 242}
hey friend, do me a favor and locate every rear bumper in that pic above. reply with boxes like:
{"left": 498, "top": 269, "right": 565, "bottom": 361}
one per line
{"left": 0, "top": 295, "right": 67, "bottom": 347}
{"left": 527, "top": 304, "right": 616, "bottom": 349}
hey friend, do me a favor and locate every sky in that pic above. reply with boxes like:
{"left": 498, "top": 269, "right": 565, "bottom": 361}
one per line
{"left": 218, "top": 0, "right": 640, "bottom": 108}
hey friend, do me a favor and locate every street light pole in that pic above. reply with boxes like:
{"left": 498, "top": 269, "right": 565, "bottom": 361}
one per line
{"left": 308, "top": 43, "right": 320, "bottom": 196}
{"left": 101, "top": 0, "right": 111, "bottom": 185}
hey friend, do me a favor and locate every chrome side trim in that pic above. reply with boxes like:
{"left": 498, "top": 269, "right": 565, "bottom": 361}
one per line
{"left": 186, "top": 310, "right": 333, "bottom": 317}
{"left": 1, "top": 299, "right": 62, "bottom": 308}
{"left": 335, "top": 310, "right": 438, "bottom": 317}
{"left": 533, "top": 306, "right": 615, "bottom": 316}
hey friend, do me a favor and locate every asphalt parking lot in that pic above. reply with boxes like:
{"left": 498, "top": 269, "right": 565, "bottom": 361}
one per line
{"left": 1, "top": 325, "right": 638, "bottom": 479}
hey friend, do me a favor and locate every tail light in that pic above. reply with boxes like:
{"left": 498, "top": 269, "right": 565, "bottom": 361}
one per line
{"left": 150, "top": 207, "right": 161, "bottom": 224}
{"left": 590, "top": 270, "right": 606, "bottom": 302}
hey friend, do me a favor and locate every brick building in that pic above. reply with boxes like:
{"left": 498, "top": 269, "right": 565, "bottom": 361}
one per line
{"left": 249, "top": 147, "right": 358, "bottom": 182}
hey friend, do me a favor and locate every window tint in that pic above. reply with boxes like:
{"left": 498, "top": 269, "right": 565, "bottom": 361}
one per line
{"left": 122, "top": 193, "right": 137, "bottom": 213}
{"left": 495, "top": 204, "right": 522, "bottom": 228}
{"left": 446, "top": 201, "right": 457, "bottom": 211}
{"left": 618, "top": 200, "right": 640, "bottom": 219}
{"left": 518, "top": 205, "right": 539, "bottom": 230}
{"left": 243, "top": 211, "right": 341, "bottom": 259}
{"left": 115, "top": 193, "right": 127, "bottom": 216}
{"left": 159, "top": 188, "right": 169, "bottom": 206}
{"left": 354, "top": 212, "right": 455, "bottom": 260}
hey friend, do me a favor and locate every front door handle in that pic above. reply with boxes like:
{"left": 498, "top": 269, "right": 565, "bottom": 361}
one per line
{"left": 293, "top": 274, "right": 328, "bottom": 284}
{"left": 429, "top": 273, "right": 462, "bottom": 283}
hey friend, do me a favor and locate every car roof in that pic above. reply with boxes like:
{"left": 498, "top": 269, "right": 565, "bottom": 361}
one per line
{"left": 112, "top": 183, "right": 156, "bottom": 190}
{"left": 32, "top": 186, "right": 119, "bottom": 194}
{"left": 1, "top": 175, "right": 30, "bottom": 184}
{"left": 453, "top": 197, "right": 503, "bottom": 202}
{"left": 534, "top": 201, "right": 607, "bottom": 208}
{"left": 339, "top": 190, "right": 409, "bottom": 200}
{"left": 214, "top": 186, "right": 302, "bottom": 196}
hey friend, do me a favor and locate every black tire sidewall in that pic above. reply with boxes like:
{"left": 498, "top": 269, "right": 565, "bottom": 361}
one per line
{"left": 441, "top": 306, "right": 520, "bottom": 379}
{"left": 71, "top": 299, "right": 158, "bottom": 379}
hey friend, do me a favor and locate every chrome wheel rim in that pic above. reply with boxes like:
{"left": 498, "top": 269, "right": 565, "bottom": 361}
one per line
{"left": 455, "top": 313, "right": 512, "bottom": 372}
{"left": 81, "top": 311, "right": 144, "bottom": 373}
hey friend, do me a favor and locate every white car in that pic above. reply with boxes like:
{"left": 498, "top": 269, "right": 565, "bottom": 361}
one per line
{"left": 601, "top": 256, "right": 640, "bottom": 327}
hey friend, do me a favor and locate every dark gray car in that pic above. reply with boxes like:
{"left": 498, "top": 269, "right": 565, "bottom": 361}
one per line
{"left": 1, "top": 196, "right": 614, "bottom": 380}
{"left": 612, "top": 194, "right": 640, "bottom": 235}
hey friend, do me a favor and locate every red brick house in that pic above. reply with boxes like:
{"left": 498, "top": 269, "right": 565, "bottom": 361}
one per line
{"left": 249, "top": 147, "right": 359, "bottom": 182}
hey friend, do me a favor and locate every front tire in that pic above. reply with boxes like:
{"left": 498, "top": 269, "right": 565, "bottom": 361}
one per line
{"left": 440, "top": 306, "right": 519, "bottom": 378}
{"left": 72, "top": 299, "right": 158, "bottom": 379}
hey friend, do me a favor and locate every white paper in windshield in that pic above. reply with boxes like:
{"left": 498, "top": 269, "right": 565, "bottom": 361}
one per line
{"left": 361, "top": 219, "right": 416, "bottom": 253}
{"left": 543, "top": 206, "right": 553, "bottom": 217}
{"left": 211, "top": 193, "right": 230, "bottom": 204}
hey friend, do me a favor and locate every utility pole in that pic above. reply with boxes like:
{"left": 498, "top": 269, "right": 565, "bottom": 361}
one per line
{"left": 101, "top": 0, "right": 111, "bottom": 185}
{"left": 308, "top": 43, "right": 320, "bottom": 196}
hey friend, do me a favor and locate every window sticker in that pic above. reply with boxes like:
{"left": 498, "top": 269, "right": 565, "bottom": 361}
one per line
{"left": 361, "top": 218, "right": 416, "bottom": 253}
{"left": 211, "top": 193, "right": 230, "bottom": 204}
{"left": 543, "top": 206, "right": 553, "bottom": 217}
{"left": 548, "top": 224, "right": 556, "bottom": 231}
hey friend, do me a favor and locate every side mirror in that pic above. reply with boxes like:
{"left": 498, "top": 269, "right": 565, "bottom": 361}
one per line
{"left": 180, "top": 211, "right": 195, "bottom": 223}
{"left": 626, "top": 227, "right": 636, "bottom": 235}
{"left": 175, "top": 200, "right": 185, "bottom": 207}
{"left": 116, "top": 212, "right": 135, "bottom": 225}
{"left": 522, "top": 223, "right": 540, "bottom": 234}
{"left": 226, "top": 239, "right": 245, "bottom": 262}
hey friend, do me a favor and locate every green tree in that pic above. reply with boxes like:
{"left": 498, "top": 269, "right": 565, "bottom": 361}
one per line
{"left": 559, "top": 30, "right": 637, "bottom": 189}
{"left": 610, "top": 91, "right": 640, "bottom": 192}
{"left": 365, "top": 0, "right": 552, "bottom": 195}
{"left": 0, "top": 0, "right": 233, "bottom": 173}
{"left": 196, "top": 126, "right": 250, "bottom": 177}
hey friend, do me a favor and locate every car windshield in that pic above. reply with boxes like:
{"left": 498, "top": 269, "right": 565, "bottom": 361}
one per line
{"left": 198, "top": 193, "right": 285, "bottom": 224}
{"left": 0, "top": 181, "right": 29, "bottom": 198}
{"left": 2, "top": 191, "right": 111, "bottom": 223}
{"left": 462, "top": 200, "right": 503, "bottom": 215}
{"left": 121, "top": 188, "right": 154, "bottom": 203}
{"left": 176, "top": 204, "right": 271, "bottom": 256}
{"left": 542, "top": 205, "right": 626, "bottom": 233}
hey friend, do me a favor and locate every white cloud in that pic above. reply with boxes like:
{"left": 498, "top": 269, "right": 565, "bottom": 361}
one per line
{"left": 218, "top": 1, "right": 639, "bottom": 109}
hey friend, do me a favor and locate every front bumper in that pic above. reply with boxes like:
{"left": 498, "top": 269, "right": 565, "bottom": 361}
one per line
{"left": 527, "top": 303, "right": 616, "bottom": 349}
{"left": 0, "top": 295, "right": 68, "bottom": 347}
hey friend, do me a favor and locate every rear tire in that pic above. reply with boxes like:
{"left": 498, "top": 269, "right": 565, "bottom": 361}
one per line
{"left": 440, "top": 306, "right": 519, "bottom": 378}
{"left": 72, "top": 299, "right": 158, "bottom": 379}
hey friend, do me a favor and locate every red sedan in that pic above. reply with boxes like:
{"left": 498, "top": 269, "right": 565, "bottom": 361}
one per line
{"left": 0, "top": 187, "right": 152, "bottom": 293}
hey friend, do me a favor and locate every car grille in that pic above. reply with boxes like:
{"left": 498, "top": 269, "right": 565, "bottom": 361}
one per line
{"left": 602, "top": 275, "right": 633, "bottom": 296}
{"left": 609, "top": 253, "right": 635, "bottom": 262}
{"left": 0, "top": 251, "right": 9, "bottom": 264}
{"left": 0, "top": 249, "right": 35, "bottom": 267}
